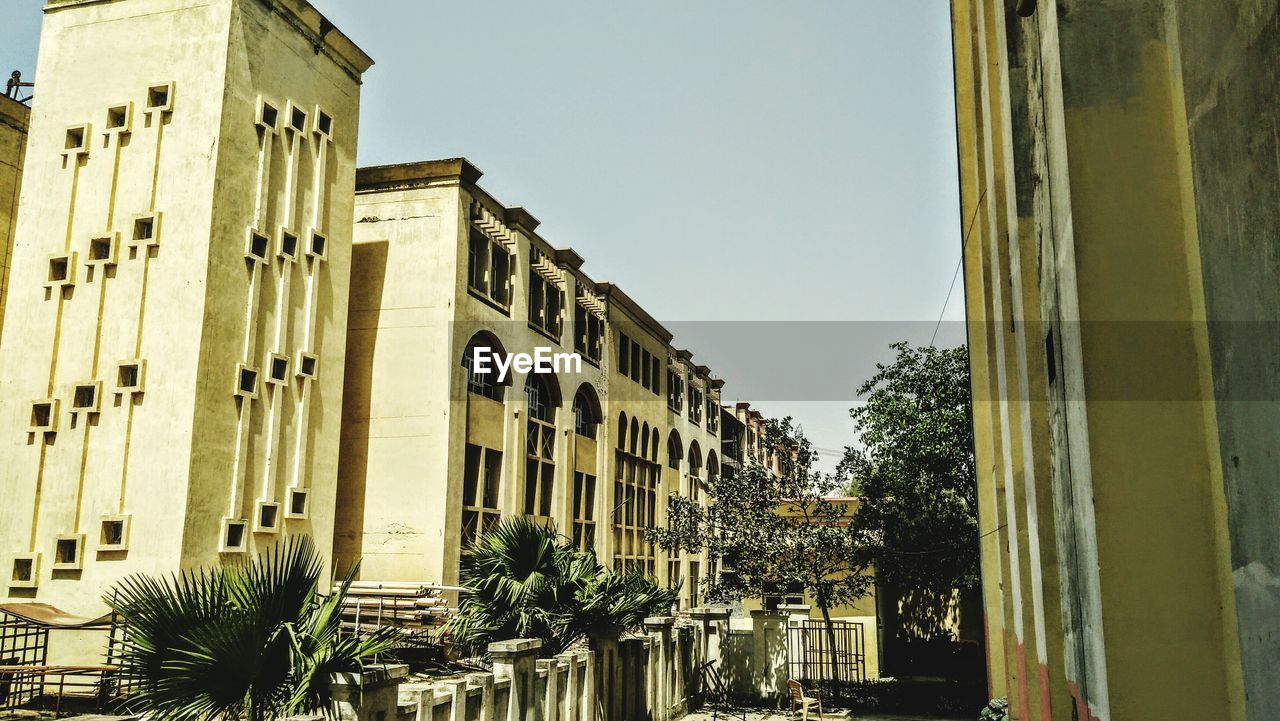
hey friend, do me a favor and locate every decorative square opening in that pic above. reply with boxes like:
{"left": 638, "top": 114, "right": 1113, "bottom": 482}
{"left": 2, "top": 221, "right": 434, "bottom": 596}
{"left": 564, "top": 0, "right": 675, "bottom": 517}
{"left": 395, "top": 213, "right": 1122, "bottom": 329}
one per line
{"left": 106, "top": 103, "right": 132, "bottom": 133}
{"left": 245, "top": 229, "right": 270, "bottom": 264}
{"left": 313, "top": 107, "right": 333, "bottom": 138}
{"left": 307, "top": 230, "right": 327, "bottom": 261}
{"left": 235, "top": 364, "right": 259, "bottom": 399}
{"left": 278, "top": 228, "right": 298, "bottom": 261}
{"left": 99, "top": 514, "right": 131, "bottom": 551}
{"left": 296, "top": 352, "right": 319, "bottom": 380}
{"left": 87, "top": 233, "right": 119, "bottom": 265}
{"left": 285, "top": 488, "right": 309, "bottom": 519}
{"left": 116, "top": 359, "right": 146, "bottom": 393}
{"left": 64, "top": 124, "right": 89, "bottom": 155}
{"left": 286, "top": 101, "right": 308, "bottom": 135}
{"left": 256, "top": 97, "right": 279, "bottom": 133}
{"left": 254, "top": 501, "right": 281, "bottom": 533}
{"left": 30, "top": 400, "right": 59, "bottom": 433}
{"left": 220, "top": 518, "right": 248, "bottom": 553}
{"left": 53, "top": 534, "right": 85, "bottom": 570}
{"left": 266, "top": 353, "right": 290, "bottom": 385}
{"left": 10, "top": 554, "right": 39, "bottom": 588}
{"left": 130, "top": 213, "right": 161, "bottom": 247}
{"left": 146, "top": 82, "right": 175, "bottom": 114}
{"left": 46, "top": 253, "right": 76, "bottom": 287}
{"left": 71, "top": 381, "right": 102, "bottom": 414}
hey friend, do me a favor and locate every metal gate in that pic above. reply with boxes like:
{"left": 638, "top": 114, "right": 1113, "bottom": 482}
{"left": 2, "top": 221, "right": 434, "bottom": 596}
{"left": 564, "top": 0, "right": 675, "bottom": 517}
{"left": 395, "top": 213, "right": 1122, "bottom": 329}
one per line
{"left": 785, "top": 619, "right": 866, "bottom": 684}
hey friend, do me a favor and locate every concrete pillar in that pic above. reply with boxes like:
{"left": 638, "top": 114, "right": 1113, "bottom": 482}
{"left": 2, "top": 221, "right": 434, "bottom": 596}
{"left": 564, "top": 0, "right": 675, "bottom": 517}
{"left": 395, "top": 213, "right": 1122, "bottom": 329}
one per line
{"left": 689, "top": 607, "right": 730, "bottom": 668}
{"left": 645, "top": 617, "right": 674, "bottom": 720}
{"left": 491, "top": 638, "right": 542, "bottom": 721}
{"left": 328, "top": 664, "right": 408, "bottom": 721}
{"left": 467, "top": 672, "right": 495, "bottom": 721}
{"left": 589, "top": 635, "right": 621, "bottom": 721}
{"left": 536, "top": 658, "right": 558, "bottom": 721}
{"left": 445, "top": 678, "right": 468, "bottom": 721}
{"left": 579, "top": 650, "right": 596, "bottom": 721}
{"left": 556, "top": 653, "right": 578, "bottom": 721}
{"left": 751, "top": 610, "right": 787, "bottom": 702}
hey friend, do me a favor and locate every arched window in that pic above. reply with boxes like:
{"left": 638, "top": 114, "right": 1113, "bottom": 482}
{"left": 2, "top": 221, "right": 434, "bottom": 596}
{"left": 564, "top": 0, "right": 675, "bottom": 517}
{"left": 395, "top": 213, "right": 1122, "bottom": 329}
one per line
{"left": 460, "top": 332, "right": 507, "bottom": 401}
{"left": 524, "top": 374, "right": 559, "bottom": 521}
{"left": 667, "top": 431, "right": 684, "bottom": 470}
{"left": 641, "top": 423, "right": 650, "bottom": 455}
{"left": 688, "top": 440, "right": 703, "bottom": 501}
{"left": 707, "top": 450, "right": 719, "bottom": 484}
{"left": 573, "top": 385, "right": 601, "bottom": 439}
{"left": 650, "top": 431, "right": 660, "bottom": 463}
{"left": 629, "top": 418, "right": 640, "bottom": 455}
{"left": 617, "top": 413, "right": 628, "bottom": 450}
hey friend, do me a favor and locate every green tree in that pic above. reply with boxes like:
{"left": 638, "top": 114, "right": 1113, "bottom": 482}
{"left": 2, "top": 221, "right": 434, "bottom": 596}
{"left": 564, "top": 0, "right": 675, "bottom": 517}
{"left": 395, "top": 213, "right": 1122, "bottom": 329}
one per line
{"left": 445, "top": 516, "right": 677, "bottom": 657}
{"left": 838, "top": 342, "right": 979, "bottom": 645}
{"left": 106, "top": 536, "right": 396, "bottom": 721}
{"left": 649, "top": 418, "right": 872, "bottom": 668}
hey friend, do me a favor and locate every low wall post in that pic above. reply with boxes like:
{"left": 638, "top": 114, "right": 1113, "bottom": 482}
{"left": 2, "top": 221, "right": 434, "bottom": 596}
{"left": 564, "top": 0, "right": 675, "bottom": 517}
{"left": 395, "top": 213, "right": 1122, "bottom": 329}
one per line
{"left": 328, "top": 664, "right": 409, "bottom": 721}
{"left": 689, "top": 607, "right": 731, "bottom": 669}
{"left": 751, "top": 610, "right": 788, "bottom": 704}
{"left": 491, "top": 639, "right": 542, "bottom": 721}
{"left": 644, "top": 616, "right": 675, "bottom": 721}
{"left": 468, "top": 671, "right": 496, "bottom": 721}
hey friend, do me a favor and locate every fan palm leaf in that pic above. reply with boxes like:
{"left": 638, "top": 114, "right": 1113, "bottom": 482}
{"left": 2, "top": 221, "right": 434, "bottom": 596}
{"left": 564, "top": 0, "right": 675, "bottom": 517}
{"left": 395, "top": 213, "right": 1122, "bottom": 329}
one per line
{"left": 106, "top": 535, "right": 394, "bottom": 721}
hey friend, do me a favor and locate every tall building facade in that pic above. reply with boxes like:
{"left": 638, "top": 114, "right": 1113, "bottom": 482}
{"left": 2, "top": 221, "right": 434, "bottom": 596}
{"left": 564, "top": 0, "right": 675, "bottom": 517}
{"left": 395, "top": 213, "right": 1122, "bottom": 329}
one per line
{"left": 0, "top": 94, "right": 30, "bottom": 340}
{"left": 953, "top": 1, "right": 1278, "bottom": 720}
{"left": 334, "top": 159, "right": 725, "bottom": 608}
{"left": 0, "top": 0, "right": 371, "bottom": 612}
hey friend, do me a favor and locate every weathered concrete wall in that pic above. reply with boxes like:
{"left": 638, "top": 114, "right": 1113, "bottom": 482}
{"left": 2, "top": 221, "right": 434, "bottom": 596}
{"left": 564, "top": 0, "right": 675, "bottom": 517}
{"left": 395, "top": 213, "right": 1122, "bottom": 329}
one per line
{"left": 1173, "top": 3, "right": 1280, "bottom": 717}
{"left": 952, "top": 0, "right": 1277, "bottom": 719}
{"left": 0, "top": 95, "right": 28, "bottom": 343}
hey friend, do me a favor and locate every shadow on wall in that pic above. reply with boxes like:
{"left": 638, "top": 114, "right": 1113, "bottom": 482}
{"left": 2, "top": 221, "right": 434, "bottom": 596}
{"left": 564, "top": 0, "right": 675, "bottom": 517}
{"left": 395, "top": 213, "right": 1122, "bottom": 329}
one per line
{"left": 332, "top": 240, "right": 389, "bottom": 576}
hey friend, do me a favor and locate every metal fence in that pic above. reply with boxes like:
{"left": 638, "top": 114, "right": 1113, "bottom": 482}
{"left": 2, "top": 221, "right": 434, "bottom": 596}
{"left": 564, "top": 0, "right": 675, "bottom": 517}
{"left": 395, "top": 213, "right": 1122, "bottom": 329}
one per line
{"left": 785, "top": 619, "right": 867, "bottom": 684}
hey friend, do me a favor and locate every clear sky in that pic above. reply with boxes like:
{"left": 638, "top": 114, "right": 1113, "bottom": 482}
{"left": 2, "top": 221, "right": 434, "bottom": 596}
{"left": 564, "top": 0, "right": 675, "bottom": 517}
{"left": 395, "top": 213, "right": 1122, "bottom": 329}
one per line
{"left": 1, "top": 1, "right": 965, "bottom": 472}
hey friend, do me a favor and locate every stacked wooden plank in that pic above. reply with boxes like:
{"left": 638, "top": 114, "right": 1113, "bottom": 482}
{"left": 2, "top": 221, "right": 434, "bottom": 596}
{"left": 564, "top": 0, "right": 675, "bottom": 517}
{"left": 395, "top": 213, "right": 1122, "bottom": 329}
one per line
{"left": 333, "top": 582, "right": 466, "bottom": 639}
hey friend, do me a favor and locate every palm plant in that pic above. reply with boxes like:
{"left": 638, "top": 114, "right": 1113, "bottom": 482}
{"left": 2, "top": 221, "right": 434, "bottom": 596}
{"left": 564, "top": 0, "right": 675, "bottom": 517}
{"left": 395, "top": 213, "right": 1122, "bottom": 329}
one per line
{"left": 105, "top": 536, "right": 395, "bottom": 721}
{"left": 445, "top": 516, "right": 676, "bottom": 657}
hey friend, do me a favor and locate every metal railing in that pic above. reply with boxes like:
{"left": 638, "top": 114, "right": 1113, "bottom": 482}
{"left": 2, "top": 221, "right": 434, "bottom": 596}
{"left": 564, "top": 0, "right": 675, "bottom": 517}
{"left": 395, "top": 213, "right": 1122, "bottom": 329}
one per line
{"left": 785, "top": 618, "right": 867, "bottom": 685}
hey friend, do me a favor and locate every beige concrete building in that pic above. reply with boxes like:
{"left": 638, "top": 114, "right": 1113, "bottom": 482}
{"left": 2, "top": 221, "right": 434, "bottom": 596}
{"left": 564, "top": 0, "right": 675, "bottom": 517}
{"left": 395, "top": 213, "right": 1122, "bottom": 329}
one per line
{"left": 334, "top": 159, "right": 726, "bottom": 607}
{"left": 0, "top": 0, "right": 372, "bottom": 612}
{"left": 0, "top": 94, "right": 30, "bottom": 342}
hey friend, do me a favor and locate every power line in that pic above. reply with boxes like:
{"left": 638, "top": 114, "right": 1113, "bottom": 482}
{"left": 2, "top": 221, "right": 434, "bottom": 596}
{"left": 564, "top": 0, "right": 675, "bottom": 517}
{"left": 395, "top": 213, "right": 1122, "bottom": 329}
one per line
{"left": 929, "top": 188, "right": 987, "bottom": 346}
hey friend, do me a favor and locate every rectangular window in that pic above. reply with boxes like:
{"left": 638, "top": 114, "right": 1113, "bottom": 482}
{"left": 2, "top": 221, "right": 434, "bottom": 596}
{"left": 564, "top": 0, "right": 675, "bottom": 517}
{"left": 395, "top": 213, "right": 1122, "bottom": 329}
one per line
{"left": 688, "top": 381, "right": 704, "bottom": 425}
{"left": 468, "top": 231, "right": 488, "bottom": 294}
{"left": 529, "top": 272, "right": 564, "bottom": 339}
{"left": 524, "top": 417, "right": 556, "bottom": 523}
{"left": 667, "top": 371, "right": 683, "bottom": 413}
{"left": 468, "top": 228, "right": 511, "bottom": 310}
{"left": 707, "top": 399, "right": 719, "bottom": 435}
{"left": 490, "top": 242, "right": 510, "bottom": 305}
{"left": 463, "top": 444, "right": 503, "bottom": 545}
{"left": 630, "top": 344, "right": 641, "bottom": 383}
{"left": 619, "top": 333, "right": 631, "bottom": 376}
{"left": 574, "top": 306, "right": 598, "bottom": 361}
{"left": 573, "top": 471, "right": 597, "bottom": 551}
{"left": 612, "top": 448, "right": 658, "bottom": 573}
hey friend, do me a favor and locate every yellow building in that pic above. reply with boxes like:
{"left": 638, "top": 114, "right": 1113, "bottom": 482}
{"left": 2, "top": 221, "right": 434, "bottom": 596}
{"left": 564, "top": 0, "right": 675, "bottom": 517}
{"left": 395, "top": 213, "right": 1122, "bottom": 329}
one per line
{"left": 953, "top": 2, "right": 1276, "bottom": 720}
{"left": 0, "top": 0, "right": 372, "bottom": 613}
{"left": 0, "top": 94, "right": 29, "bottom": 341}
{"left": 334, "top": 159, "right": 725, "bottom": 608}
